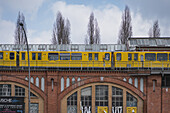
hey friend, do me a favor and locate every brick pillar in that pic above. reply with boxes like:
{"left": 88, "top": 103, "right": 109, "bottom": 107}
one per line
{"left": 147, "top": 75, "right": 162, "bottom": 113}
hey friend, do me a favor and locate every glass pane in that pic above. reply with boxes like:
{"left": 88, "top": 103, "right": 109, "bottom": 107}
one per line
{"left": 157, "top": 53, "right": 167, "bottom": 61}
{"left": 89, "top": 53, "right": 92, "bottom": 60}
{"left": 145, "top": 53, "right": 156, "bottom": 61}
{"left": 95, "top": 53, "right": 98, "bottom": 60}
{"left": 105, "top": 53, "right": 110, "bottom": 60}
{"left": 10, "top": 53, "right": 15, "bottom": 60}
{"left": 60, "top": 53, "right": 70, "bottom": 60}
{"left": 128, "top": 54, "right": 132, "bottom": 61}
{"left": 71, "top": 53, "right": 82, "bottom": 60}
{"left": 48, "top": 53, "right": 58, "bottom": 60}
{"left": 22, "top": 53, "right": 25, "bottom": 60}
{"left": 134, "top": 53, "right": 138, "bottom": 61}
{"left": 0, "top": 52, "right": 3, "bottom": 59}
{"left": 38, "top": 53, "right": 42, "bottom": 60}
{"left": 116, "top": 53, "right": 121, "bottom": 61}
{"left": 32, "top": 53, "right": 36, "bottom": 60}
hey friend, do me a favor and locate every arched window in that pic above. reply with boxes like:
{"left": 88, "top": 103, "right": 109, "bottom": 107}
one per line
{"left": 61, "top": 77, "right": 64, "bottom": 92}
{"left": 36, "top": 77, "right": 39, "bottom": 87}
{"left": 67, "top": 92, "right": 77, "bottom": 113}
{"left": 140, "top": 78, "right": 144, "bottom": 92}
{"left": 72, "top": 77, "right": 75, "bottom": 85}
{"left": 129, "top": 78, "right": 132, "bottom": 84}
{"left": 134, "top": 78, "right": 138, "bottom": 88}
{"left": 41, "top": 77, "right": 45, "bottom": 91}
{"left": 31, "top": 77, "right": 34, "bottom": 84}
{"left": 77, "top": 77, "right": 81, "bottom": 82}
{"left": 66, "top": 78, "right": 70, "bottom": 87}
{"left": 25, "top": 77, "right": 28, "bottom": 81}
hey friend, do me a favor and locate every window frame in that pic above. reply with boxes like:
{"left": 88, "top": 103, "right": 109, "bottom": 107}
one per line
{"left": 105, "top": 53, "right": 110, "bottom": 61}
{"left": 145, "top": 53, "right": 156, "bottom": 61}
{"left": 89, "top": 53, "right": 92, "bottom": 61}
{"left": 32, "top": 53, "right": 36, "bottom": 60}
{"left": 157, "top": 53, "right": 168, "bottom": 61}
{"left": 134, "top": 53, "right": 138, "bottom": 61}
{"left": 38, "top": 53, "right": 42, "bottom": 60}
{"left": 10, "top": 52, "right": 15, "bottom": 60}
{"left": 22, "top": 52, "right": 25, "bottom": 60}
{"left": 116, "top": 53, "right": 121, "bottom": 61}
{"left": 128, "top": 53, "right": 132, "bottom": 61}
{"left": 0, "top": 52, "right": 3, "bottom": 59}
{"left": 48, "top": 53, "right": 59, "bottom": 60}
{"left": 71, "top": 53, "right": 82, "bottom": 60}
{"left": 60, "top": 53, "right": 70, "bottom": 60}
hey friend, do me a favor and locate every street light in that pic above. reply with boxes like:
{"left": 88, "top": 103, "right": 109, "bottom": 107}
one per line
{"left": 19, "top": 23, "right": 31, "bottom": 113}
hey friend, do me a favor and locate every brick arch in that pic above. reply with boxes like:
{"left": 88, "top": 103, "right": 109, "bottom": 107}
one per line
{"left": 0, "top": 75, "right": 47, "bottom": 101}
{"left": 59, "top": 77, "right": 145, "bottom": 101}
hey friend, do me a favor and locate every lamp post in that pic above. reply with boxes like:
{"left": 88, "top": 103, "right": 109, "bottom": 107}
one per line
{"left": 19, "top": 23, "right": 31, "bottom": 113}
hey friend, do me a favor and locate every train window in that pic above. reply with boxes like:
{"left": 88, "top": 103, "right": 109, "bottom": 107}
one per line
{"left": 95, "top": 53, "right": 98, "bottom": 60}
{"left": 10, "top": 52, "right": 15, "bottom": 60}
{"left": 71, "top": 53, "right": 82, "bottom": 60}
{"left": 0, "top": 52, "right": 3, "bottom": 59}
{"left": 134, "top": 53, "right": 138, "bottom": 61}
{"left": 38, "top": 53, "right": 42, "bottom": 60}
{"left": 22, "top": 53, "right": 25, "bottom": 60}
{"left": 48, "top": 53, "right": 58, "bottom": 60}
{"left": 157, "top": 53, "right": 167, "bottom": 61}
{"left": 128, "top": 53, "right": 132, "bottom": 61}
{"left": 32, "top": 53, "right": 36, "bottom": 60}
{"left": 60, "top": 53, "right": 70, "bottom": 60}
{"left": 89, "top": 53, "right": 92, "bottom": 60}
{"left": 105, "top": 53, "right": 110, "bottom": 60}
{"left": 116, "top": 53, "right": 121, "bottom": 61}
{"left": 145, "top": 53, "right": 156, "bottom": 61}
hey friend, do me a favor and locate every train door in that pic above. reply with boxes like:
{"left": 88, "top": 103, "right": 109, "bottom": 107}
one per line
{"left": 140, "top": 55, "right": 144, "bottom": 68}
{"left": 16, "top": 51, "right": 19, "bottom": 67}
{"left": 111, "top": 52, "right": 114, "bottom": 69}
{"left": 88, "top": 53, "right": 98, "bottom": 68}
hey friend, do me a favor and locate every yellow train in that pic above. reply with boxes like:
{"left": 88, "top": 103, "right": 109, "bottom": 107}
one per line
{"left": 0, "top": 50, "right": 170, "bottom": 69}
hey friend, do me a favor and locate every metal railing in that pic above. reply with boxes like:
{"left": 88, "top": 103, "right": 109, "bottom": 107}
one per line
{"left": 0, "top": 60, "right": 170, "bottom": 70}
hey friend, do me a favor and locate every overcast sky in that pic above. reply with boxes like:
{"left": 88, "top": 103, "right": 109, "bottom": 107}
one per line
{"left": 0, "top": 0, "right": 170, "bottom": 44}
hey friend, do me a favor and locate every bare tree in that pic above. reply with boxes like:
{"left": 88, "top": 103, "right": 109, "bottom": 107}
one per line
{"left": 94, "top": 19, "right": 100, "bottom": 44}
{"left": 118, "top": 6, "right": 132, "bottom": 48}
{"left": 84, "top": 35, "right": 88, "bottom": 44}
{"left": 87, "top": 12, "right": 95, "bottom": 44}
{"left": 148, "top": 20, "right": 160, "bottom": 37}
{"left": 14, "top": 12, "right": 27, "bottom": 44}
{"left": 63, "top": 19, "right": 71, "bottom": 44}
{"left": 86, "top": 12, "right": 101, "bottom": 44}
{"left": 52, "top": 11, "right": 71, "bottom": 44}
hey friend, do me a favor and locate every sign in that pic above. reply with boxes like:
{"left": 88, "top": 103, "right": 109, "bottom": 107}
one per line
{"left": 97, "top": 106, "right": 108, "bottom": 113}
{"left": 80, "top": 106, "right": 91, "bottom": 113}
{"left": 0, "top": 97, "right": 25, "bottom": 113}
{"left": 127, "top": 107, "right": 137, "bottom": 113}
{"left": 30, "top": 103, "right": 38, "bottom": 113}
{"left": 112, "top": 106, "right": 122, "bottom": 113}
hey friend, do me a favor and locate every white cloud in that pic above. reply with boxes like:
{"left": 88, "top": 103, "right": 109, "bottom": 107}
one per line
{"left": 0, "top": 0, "right": 45, "bottom": 19}
{"left": 28, "top": 30, "right": 51, "bottom": 44}
{"left": 51, "top": 1, "right": 123, "bottom": 44}
{"left": 0, "top": 19, "right": 15, "bottom": 44}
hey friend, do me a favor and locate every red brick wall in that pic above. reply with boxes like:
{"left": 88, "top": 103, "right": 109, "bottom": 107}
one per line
{"left": 162, "top": 88, "right": 170, "bottom": 113}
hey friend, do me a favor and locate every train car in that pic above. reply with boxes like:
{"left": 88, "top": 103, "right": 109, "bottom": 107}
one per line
{"left": 1, "top": 51, "right": 111, "bottom": 69}
{"left": 114, "top": 51, "right": 170, "bottom": 69}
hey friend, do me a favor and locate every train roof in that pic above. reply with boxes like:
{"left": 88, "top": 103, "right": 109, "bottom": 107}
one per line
{"left": 0, "top": 44, "right": 126, "bottom": 52}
